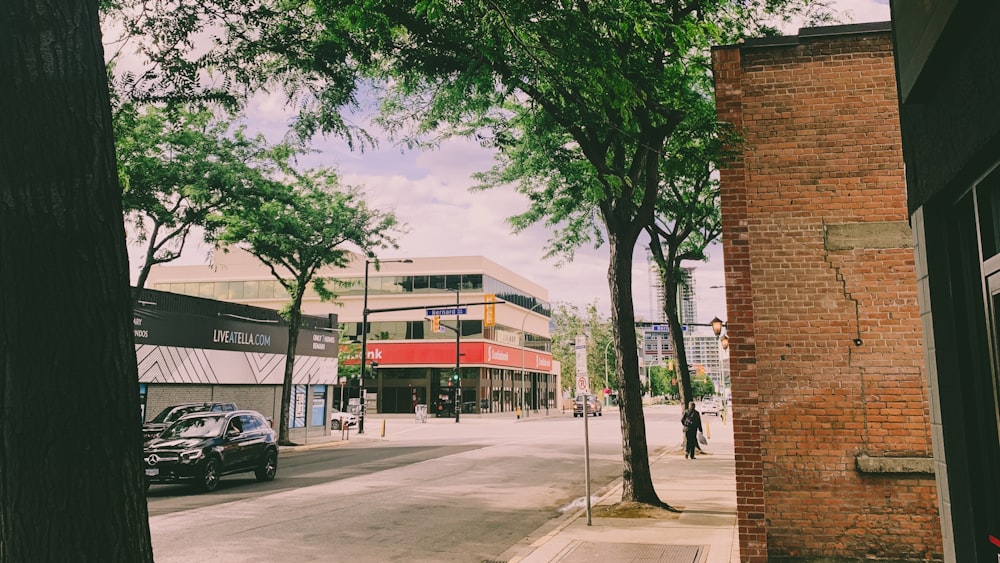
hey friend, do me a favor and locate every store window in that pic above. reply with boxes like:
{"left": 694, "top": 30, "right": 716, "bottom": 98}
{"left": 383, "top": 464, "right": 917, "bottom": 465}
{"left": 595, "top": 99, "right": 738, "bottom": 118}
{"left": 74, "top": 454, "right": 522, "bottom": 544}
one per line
{"left": 311, "top": 385, "right": 327, "bottom": 427}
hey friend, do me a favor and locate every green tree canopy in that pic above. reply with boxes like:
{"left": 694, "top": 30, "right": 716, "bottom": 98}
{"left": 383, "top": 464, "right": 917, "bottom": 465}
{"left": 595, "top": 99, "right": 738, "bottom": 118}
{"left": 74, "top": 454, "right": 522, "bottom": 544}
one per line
{"left": 549, "top": 302, "right": 615, "bottom": 397}
{"left": 214, "top": 169, "right": 402, "bottom": 444}
{"left": 115, "top": 103, "right": 298, "bottom": 292}
{"left": 645, "top": 96, "right": 728, "bottom": 408}
{"left": 314, "top": 0, "right": 832, "bottom": 508}
{"left": 110, "top": 0, "right": 837, "bottom": 509}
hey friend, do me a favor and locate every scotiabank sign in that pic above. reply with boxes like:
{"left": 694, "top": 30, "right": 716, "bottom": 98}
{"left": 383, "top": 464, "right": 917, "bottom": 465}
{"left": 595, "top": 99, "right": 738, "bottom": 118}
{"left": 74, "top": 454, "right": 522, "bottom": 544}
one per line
{"left": 363, "top": 341, "right": 552, "bottom": 372}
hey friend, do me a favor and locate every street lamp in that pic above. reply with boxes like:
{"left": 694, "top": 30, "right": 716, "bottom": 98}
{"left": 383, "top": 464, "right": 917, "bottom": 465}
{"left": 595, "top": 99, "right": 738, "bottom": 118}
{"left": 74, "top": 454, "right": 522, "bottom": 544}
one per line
{"left": 447, "top": 287, "right": 461, "bottom": 423}
{"left": 682, "top": 316, "right": 728, "bottom": 405}
{"left": 359, "top": 257, "right": 412, "bottom": 434}
{"left": 603, "top": 340, "right": 613, "bottom": 406}
{"left": 520, "top": 302, "right": 546, "bottom": 418}
{"left": 709, "top": 318, "right": 730, "bottom": 418}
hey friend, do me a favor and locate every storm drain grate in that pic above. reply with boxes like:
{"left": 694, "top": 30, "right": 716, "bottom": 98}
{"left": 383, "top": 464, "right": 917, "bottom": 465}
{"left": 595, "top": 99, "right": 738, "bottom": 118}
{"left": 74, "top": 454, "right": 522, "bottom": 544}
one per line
{"left": 557, "top": 542, "right": 704, "bottom": 562}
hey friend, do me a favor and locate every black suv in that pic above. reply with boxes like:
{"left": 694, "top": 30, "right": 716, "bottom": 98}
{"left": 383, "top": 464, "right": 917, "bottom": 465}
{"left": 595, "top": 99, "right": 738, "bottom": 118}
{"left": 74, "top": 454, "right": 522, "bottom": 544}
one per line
{"left": 143, "top": 410, "right": 278, "bottom": 492}
{"left": 142, "top": 402, "right": 237, "bottom": 443}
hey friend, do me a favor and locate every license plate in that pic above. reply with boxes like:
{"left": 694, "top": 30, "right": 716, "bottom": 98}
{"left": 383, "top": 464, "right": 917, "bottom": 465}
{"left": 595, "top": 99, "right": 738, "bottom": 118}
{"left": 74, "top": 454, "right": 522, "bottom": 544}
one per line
{"left": 145, "top": 468, "right": 159, "bottom": 477}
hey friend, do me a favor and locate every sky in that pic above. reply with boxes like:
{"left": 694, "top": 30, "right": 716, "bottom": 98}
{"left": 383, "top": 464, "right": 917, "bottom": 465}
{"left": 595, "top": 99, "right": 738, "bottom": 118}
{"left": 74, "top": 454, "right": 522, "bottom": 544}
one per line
{"left": 129, "top": 0, "right": 891, "bottom": 331}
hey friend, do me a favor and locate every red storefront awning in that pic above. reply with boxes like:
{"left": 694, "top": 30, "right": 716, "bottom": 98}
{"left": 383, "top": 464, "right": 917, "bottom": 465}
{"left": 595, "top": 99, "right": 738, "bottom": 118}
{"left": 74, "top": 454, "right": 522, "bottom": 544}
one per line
{"left": 345, "top": 341, "right": 552, "bottom": 372}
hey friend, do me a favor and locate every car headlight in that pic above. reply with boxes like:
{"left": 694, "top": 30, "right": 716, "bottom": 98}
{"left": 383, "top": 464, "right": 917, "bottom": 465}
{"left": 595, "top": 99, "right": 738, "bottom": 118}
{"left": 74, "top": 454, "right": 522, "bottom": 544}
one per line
{"left": 180, "top": 449, "right": 205, "bottom": 464}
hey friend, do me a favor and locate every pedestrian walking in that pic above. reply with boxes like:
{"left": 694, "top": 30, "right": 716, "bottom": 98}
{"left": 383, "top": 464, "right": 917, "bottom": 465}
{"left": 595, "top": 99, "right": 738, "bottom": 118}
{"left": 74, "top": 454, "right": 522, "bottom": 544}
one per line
{"left": 681, "top": 401, "right": 703, "bottom": 459}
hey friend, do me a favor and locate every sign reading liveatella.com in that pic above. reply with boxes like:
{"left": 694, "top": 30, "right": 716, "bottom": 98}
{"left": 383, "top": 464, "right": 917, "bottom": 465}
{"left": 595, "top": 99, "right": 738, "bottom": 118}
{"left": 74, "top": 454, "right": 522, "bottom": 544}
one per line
{"left": 133, "top": 309, "right": 338, "bottom": 358}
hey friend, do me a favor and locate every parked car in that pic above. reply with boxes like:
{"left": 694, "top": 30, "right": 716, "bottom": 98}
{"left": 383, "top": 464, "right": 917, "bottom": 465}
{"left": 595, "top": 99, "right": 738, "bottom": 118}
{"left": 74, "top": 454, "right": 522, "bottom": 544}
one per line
{"left": 573, "top": 394, "right": 603, "bottom": 417}
{"left": 330, "top": 407, "right": 358, "bottom": 430}
{"left": 699, "top": 398, "right": 722, "bottom": 416}
{"left": 142, "top": 402, "right": 237, "bottom": 443}
{"left": 144, "top": 409, "right": 278, "bottom": 492}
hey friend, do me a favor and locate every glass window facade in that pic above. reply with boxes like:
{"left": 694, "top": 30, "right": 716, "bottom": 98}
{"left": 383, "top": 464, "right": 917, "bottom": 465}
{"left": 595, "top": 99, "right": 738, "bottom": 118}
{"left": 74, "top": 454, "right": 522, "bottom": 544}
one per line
{"left": 154, "top": 272, "right": 552, "bottom": 351}
{"left": 155, "top": 273, "right": 546, "bottom": 315}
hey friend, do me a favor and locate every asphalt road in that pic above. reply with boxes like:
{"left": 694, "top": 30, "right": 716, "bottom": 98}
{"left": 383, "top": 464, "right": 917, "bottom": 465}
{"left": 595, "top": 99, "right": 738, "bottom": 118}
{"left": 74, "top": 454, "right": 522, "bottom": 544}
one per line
{"left": 148, "top": 406, "right": 683, "bottom": 562}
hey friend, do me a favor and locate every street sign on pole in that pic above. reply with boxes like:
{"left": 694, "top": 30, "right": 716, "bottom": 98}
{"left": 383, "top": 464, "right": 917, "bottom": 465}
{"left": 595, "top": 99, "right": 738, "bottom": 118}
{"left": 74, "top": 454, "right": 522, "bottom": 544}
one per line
{"left": 426, "top": 307, "right": 467, "bottom": 316}
{"left": 576, "top": 333, "right": 593, "bottom": 527}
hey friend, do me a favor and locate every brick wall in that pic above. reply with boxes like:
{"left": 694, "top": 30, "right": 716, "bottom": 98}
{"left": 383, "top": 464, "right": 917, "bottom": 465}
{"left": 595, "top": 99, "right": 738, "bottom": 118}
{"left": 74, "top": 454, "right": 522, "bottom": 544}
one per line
{"left": 712, "top": 26, "right": 942, "bottom": 561}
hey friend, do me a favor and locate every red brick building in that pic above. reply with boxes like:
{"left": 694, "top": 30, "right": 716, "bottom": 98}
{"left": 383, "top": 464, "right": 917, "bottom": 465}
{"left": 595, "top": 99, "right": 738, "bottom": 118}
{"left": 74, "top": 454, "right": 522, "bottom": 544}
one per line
{"left": 712, "top": 23, "right": 942, "bottom": 561}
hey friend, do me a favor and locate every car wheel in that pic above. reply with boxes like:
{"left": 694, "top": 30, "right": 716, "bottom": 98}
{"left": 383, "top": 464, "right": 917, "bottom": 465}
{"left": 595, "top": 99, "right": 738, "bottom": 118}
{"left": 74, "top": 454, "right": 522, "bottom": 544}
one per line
{"left": 197, "top": 457, "right": 221, "bottom": 492}
{"left": 598, "top": 412, "right": 602, "bottom": 416}
{"left": 255, "top": 449, "right": 277, "bottom": 482}
{"left": 331, "top": 419, "right": 342, "bottom": 430}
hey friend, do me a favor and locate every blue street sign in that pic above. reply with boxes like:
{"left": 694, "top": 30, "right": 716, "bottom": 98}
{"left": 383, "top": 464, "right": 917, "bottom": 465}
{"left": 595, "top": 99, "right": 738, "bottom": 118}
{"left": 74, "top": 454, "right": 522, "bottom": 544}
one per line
{"left": 426, "top": 307, "right": 467, "bottom": 316}
{"left": 651, "top": 324, "right": 669, "bottom": 332}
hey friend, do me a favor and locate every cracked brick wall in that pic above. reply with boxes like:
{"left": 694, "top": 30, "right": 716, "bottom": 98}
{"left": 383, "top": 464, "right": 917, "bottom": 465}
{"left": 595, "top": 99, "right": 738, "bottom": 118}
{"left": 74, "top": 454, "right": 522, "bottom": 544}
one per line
{"left": 712, "top": 24, "right": 942, "bottom": 562}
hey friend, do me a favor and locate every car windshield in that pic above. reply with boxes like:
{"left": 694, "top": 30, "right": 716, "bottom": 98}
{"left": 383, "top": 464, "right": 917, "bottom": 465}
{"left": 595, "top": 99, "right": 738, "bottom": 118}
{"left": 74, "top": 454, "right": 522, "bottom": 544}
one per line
{"left": 148, "top": 405, "right": 202, "bottom": 424}
{"left": 159, "top": 415, "right": 226, "bottom": 439}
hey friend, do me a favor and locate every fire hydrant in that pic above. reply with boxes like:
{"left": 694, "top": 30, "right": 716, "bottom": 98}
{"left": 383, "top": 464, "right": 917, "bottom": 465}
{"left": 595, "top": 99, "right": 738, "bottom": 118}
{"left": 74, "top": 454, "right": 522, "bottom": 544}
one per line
{"left": 516, "top": 406, "right": 522, "bottom": 419}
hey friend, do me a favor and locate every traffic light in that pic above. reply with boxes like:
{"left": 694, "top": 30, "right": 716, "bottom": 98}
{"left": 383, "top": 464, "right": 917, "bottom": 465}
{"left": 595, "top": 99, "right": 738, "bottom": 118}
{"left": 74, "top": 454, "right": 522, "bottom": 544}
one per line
{"left": 452, "top": 371, "right": 459, "bottom": 383}
{"left": 432, "top": 315, "right": 440, "bottom": 332}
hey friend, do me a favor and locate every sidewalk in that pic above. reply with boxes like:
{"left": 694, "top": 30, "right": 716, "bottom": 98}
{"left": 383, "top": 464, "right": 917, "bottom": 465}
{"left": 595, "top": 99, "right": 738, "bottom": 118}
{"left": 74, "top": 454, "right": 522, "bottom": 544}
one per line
{"left": 505, "top": 411, "right": 739, "bottom": 563}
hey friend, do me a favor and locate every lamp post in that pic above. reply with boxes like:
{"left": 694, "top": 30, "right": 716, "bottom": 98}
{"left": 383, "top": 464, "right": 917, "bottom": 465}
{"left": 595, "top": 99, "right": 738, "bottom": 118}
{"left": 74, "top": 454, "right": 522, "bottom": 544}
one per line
{"left": 359, "top": 257, "right": 412, "bottom": 434}
{"left": 709, "top": 317, "right": 724, "bottom": 393}
{"left": 719, "top": 332, "right": 730, "bottom": 419}
{"left": 680, "top": 316, "right": 727, "bottom": 405}
{"left": 705, "top": 316, "right": 730, "bottom": 419}
{"left": 603, "top": 340, "right": 612, "bottom": 406}
{"left": 451, "top": 287, "right": 461, "bottom": 423}
{"left": 520, "top": 302, "right": 546, "bottom": 418}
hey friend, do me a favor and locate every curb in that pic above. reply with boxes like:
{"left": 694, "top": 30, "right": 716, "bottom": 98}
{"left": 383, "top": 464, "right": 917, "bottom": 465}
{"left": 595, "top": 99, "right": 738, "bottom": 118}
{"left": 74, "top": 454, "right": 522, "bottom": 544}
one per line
{"left": 503, "top": 442, "right": 683, "bottom": 562}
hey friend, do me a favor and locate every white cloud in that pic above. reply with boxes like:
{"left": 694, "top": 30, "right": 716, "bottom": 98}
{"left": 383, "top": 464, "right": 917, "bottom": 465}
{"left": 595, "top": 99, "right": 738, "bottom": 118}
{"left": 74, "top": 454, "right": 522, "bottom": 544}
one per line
{"left": 835, "top": 0, "right": 891, "bottom": 24}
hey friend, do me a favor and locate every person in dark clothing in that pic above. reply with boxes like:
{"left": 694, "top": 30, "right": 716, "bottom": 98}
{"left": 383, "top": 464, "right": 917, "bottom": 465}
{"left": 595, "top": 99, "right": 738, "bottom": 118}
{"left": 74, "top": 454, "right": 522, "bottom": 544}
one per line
{"left": 681, "top": 401, "right": 703, "bottom": 459}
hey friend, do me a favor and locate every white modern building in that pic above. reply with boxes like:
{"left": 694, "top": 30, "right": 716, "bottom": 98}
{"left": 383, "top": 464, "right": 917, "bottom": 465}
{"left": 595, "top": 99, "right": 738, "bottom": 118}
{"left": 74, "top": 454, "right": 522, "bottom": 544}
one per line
{"left": 145, "top": 247, "right": 559, "bottom": 417}
{"left": 683, "top": 334, "right": 729, "bottom": 395}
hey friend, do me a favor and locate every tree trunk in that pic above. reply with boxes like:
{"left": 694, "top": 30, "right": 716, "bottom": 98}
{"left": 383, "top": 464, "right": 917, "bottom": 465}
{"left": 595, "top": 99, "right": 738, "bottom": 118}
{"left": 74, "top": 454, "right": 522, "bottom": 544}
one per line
{"left": 278, "top": 288, "right": 305, "bottom": 445}
{"left": 607, "top": 232, "right": 668, "bottom": 508}
{"left": 0, "top": 1, "right": 154, "bottom": 560}
{"left": 133, "top": 222, "right": 162, "bottom": 295}
{"left": 662, "top": 271, "right": 695, "bottom": 408}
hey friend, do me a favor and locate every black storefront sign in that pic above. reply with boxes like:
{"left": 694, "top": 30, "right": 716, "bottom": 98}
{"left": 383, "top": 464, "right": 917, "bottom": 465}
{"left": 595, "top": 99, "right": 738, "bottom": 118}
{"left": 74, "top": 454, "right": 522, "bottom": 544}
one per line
{"left": 133, "top": 309, "right": 338, "bottom": 358}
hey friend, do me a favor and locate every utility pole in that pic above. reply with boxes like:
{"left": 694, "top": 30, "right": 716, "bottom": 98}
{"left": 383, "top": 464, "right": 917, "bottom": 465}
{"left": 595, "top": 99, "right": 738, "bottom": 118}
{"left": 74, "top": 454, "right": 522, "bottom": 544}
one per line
{"left": 454, "top": 288, "right": 461, "bottom": 423}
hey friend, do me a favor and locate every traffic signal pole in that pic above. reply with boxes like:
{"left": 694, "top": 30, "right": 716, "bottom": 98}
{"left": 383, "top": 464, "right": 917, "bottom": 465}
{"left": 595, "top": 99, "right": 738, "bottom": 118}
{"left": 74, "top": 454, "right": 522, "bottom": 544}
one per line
{"left": 454, "top": 289, "right": 461, "bottom": 423}
{"left": 364, "top": 298, "right": 503, "bottom": 424}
